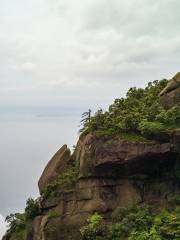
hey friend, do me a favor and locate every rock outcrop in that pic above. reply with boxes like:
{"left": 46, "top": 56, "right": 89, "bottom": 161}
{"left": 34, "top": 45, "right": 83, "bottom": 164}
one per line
{"left": 38, "top": 145, "right": 71, "bottom": 193}
{"left": 76, "top": 134, "right": 173, "bottom": 178}
{"left": 29, "top": 130, "right": 180, "bottom": 240}
{"left": 159, "top": 72, "right": 180, "bottom": 109}
{"left": 3, "top": 132, "right": 180, "bottom": 240}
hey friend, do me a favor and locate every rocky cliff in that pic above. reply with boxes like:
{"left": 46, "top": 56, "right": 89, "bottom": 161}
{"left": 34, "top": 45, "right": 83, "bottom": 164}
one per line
{"left": 32, "top": 132, "right": 180, "bottom": 240}
{"left": 4, "top": 132, "right": 179, "bottom": 240}
{"left": 159, "top": 72, "right": 180, "bottom": 109}
{"left": 3, "top": 73, "right": 180, "bottom": 240}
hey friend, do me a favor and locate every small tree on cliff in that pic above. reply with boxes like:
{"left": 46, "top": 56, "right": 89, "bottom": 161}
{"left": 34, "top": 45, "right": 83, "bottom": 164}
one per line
{"left": 79, "top": 109, "right": 92, "bottom": 133}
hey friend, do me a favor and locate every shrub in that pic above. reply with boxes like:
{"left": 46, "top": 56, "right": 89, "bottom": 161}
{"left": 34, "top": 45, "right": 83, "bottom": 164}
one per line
{"left": 6, "top": 213, "right": 26, "bottom": 232}
{"left": 25, "top": 198, "right": 40, "bottom": 220}
{"left": 154, "top": 209, "right": 180, "bottom": 239}
{"left": 111, "top": 204, "right": 153, "bottom": 238}
{"left": 42, "top": 162, "right": 79, "bottom": 197}
{"left": 80, "top": 213, "right": 109, "bottom": 240}
{"left": 138, "top": 120, "right": 165, "bottom": 135}
{"left": 156, "top": 105, "right": 180, "bottom": 126}
{"left": 79, "top": 78, "right": 179, "bottom": 138}
{"left": 129, "top": 228, "right": 161, "bottom": 240}
{"left": 112, "top": 206, "right": 130, "bottom": 222}
{"left": 5, "top": 198, "right": 39, "bottom": 239}
{"left": 5, "top": 213, "right": 26, "bottom": 240}
{"left": 121, "top": 112, "right": 141, "bottom": 131}
{"left": 80, "top": 204, "right": 180, "bottom": 240}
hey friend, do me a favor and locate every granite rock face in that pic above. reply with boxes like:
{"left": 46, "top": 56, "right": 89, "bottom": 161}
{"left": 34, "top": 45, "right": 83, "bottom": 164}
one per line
{"left": 32, "top": 216, "right": 48, "bottom": 240}
{"left": 38, "top": 145, "right": 71, "bottom": 194}
{"left": 76, "top": 134, "right": 173, "bottom": 178}
{"left": 29, "top": 130, "right": 180, "bottom": 240}
{"left": 159, "top": 72, "right": 180, "bottom": 109}
{"left": 3, "top": 129, "right": 180, "bottom": 240}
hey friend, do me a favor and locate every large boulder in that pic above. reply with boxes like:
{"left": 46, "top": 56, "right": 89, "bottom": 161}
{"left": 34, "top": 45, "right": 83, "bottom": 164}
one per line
{"left": 38, "top": 145, "right": 71, "bottom": 194}
{"left": 159, "top": 72, "right": 180, "bottom": 109}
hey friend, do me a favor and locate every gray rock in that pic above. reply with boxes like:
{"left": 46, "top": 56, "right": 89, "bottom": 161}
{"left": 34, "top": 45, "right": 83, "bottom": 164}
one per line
{"left": 38, "top": 145, "right": 71, "bottom": 194}
{"left": 159, "top": 72, "right": 180, "bottom": 109}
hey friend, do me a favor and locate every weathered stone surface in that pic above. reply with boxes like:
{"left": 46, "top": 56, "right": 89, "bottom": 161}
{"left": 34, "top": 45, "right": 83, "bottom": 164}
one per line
{"left": 38, "top": 145, "right": 71, "bottom": 194}
{"left": 159, "top": 72, "right": 180, "bottom": 109}
{"left": 44, "top": 217, "right": 83, "bottom": 240}
{"left": 32, "top": 216, "right": 48, "bottom": 240}
{"left": 76, "top": 134, "right": 172, "bottom": 177}
{"left": 40, "top": 196, "right": 60, "bottom": 209}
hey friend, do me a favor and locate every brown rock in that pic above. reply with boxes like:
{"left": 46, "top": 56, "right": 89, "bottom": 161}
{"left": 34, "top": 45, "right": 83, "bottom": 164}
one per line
{"left": 32, "top": 216, "right": 48, "bottom": 240}
{"left": 77, "top": 134, "right": 172, "bottom": 177}
{"left": 28, "top": 132, "right": 180, "bottom": 240}
{"left": 38, "top": 145, "right": 71, "bottom": 194}
{"left": 159, "top": 72, "right": 180, "bottom": 109}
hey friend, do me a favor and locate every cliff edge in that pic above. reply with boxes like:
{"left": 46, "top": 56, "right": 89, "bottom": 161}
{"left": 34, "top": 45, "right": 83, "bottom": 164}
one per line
{"left": 3, "top": 73, "right": 180, "bottom": 240}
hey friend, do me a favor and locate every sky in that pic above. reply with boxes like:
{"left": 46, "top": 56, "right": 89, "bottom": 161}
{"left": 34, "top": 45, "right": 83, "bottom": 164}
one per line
{"left": 0, "top": 0, "right": 180, "bottom": 237}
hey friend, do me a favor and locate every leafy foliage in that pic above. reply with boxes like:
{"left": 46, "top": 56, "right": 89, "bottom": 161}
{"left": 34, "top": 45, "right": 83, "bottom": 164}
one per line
{"left": 5, "top": 213, "right": 26, "bottom": 234}
{"left": 138, "top": 120, "right": 165, "bottom": 135}
{"left": 81, "top": 204, "right": 180, "bottom": 240}
{"left": 42, "top": 161, "right": 79, "bottom": 197}
{"left": 111, "top": 204, "right": 153, "bottom": 239}
{"left": 25, "top": 198, "right": 40, "bottom": 220}
{"left": 156, "top": 106, "right": 180, "bottom": 126}
{"left": 80, "top": 213, "right": 108, "bottom": 240}
{"left": 5, "top": 197, "right": 39, "bottom": 239}
{"left": 80, "top": 79, "right": 180, "bottom": 138}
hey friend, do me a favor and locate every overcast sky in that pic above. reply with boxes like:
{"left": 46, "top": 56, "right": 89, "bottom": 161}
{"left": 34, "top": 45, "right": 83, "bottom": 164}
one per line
{"left": 1, "top": 0, "right": 180, "bottom": 110}
{"left": 0, "top": 0, "right": 180, "bottom": 237}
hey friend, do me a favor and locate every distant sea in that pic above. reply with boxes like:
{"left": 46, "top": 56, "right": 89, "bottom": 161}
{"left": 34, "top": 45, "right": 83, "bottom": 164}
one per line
{"left": 0, "top": 107, "right": 81, "bottom": 220}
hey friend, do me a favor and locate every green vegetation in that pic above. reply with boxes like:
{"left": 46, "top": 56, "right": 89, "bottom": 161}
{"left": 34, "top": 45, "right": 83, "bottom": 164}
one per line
{"left": 5, "top": 198, "right": 39, "bottom": 240}
{"left": 80, "top": 79, "right": 180, "bottom": 138}
{"left": 25, "top": 198, "right": 40, "bottom": 220}
{"left": 5, "top": 213, "right": 26, "bottom": 240}
{"left": 81, "top": 204, "right": 180, "bottom": 240}
{"left": 80, "top": 212, "right": 108, "bottom": 240}
{"left": 42, "top": 160, "right": 79, "bottom": 198}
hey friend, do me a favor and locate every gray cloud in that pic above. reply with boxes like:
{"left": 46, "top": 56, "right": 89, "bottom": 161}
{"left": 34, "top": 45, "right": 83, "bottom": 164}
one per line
{"left": 84, "top": 0, "right": 180, "bottom": 35}
{"left": 0, "top": 0, "right": 179, "bottom": 111}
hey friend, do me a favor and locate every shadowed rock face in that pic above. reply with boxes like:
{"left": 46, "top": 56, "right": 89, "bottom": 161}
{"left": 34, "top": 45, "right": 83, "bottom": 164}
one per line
{"left": 76, "top": 134, "right": 173, "bottom": 178}
{"left": 159, "top": 72, "right": 180, "bottom": 109}
{"left": 38, "top": 145, "right": 71, "bottom": 194}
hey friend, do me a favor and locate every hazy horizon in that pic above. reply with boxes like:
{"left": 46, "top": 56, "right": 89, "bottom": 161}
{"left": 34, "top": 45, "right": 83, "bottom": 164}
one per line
{"left": 0, "top": 112, "right": 80, "bottom": 237}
